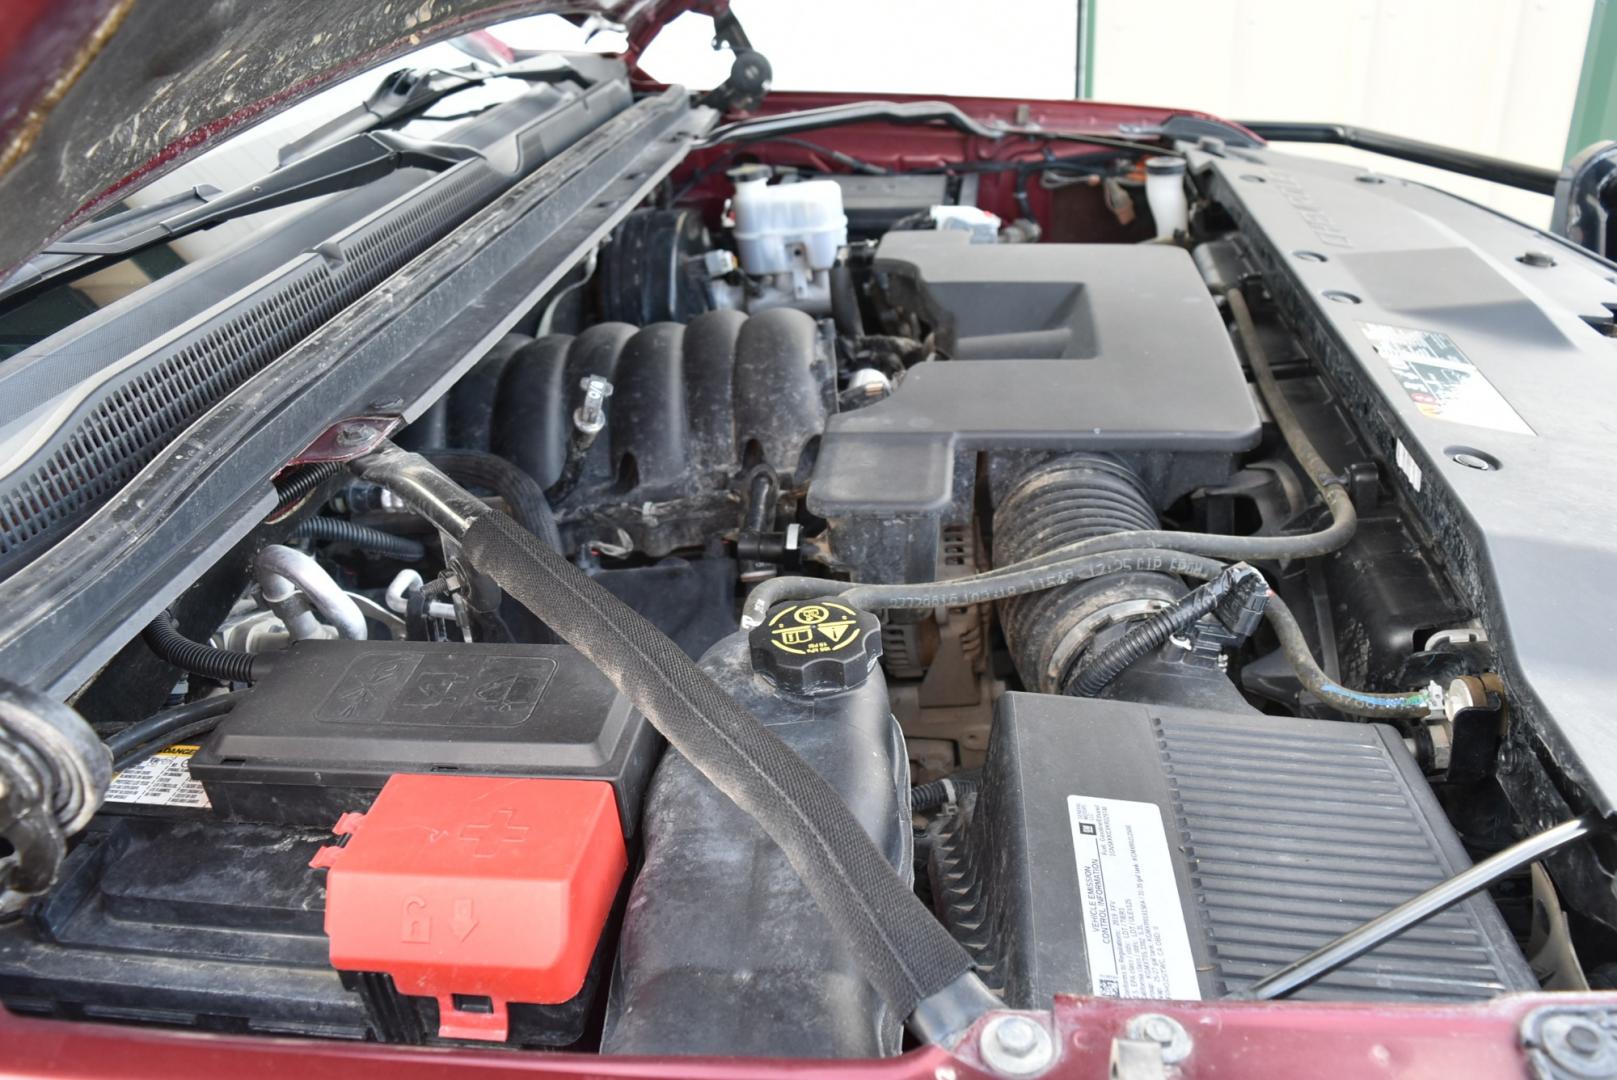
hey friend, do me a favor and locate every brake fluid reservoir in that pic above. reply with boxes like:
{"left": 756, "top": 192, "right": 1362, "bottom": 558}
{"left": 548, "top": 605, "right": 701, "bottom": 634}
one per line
{"left": 729, "top": 165, "right": 848, "bottom": 276}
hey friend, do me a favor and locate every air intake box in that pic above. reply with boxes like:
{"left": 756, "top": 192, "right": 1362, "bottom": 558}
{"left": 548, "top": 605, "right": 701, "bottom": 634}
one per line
{"left": 929, "top": 693, "right": 1534, "bottom": 1003}
{"left": 189, "top": 640, "right": 658, "bottom": 831}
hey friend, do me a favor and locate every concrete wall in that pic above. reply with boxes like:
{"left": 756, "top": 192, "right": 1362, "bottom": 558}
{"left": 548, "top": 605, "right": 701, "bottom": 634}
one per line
{"left": 1090, "top": 0, "right": 1592, "bottom": 225}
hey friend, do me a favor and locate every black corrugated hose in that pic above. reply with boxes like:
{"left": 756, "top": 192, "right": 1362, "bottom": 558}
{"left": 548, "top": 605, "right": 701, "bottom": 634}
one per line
{"left": 143, "top": 610, "right": 259, "bottom": 684}
{"left": 273, "top": 461, "right": 344, "bottom": 506}
{"left": 293, "top": 516, "right": 426, "bottom": 561}
{"left": 910, "top": 777, "right": 978, "bottom": 814}
{"left": 1066, "top": 563, "right": 1247, "bottom": 697}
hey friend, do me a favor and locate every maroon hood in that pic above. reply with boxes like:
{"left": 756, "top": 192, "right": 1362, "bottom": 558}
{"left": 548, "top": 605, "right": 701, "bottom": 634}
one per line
{"left": 0, "top": 0, "right": 704, "bottom": 274}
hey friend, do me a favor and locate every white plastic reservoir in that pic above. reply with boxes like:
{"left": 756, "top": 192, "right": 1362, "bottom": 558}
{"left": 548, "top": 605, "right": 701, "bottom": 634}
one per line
{"left": 730, "top": 169, "right": 847, "bottom": 277}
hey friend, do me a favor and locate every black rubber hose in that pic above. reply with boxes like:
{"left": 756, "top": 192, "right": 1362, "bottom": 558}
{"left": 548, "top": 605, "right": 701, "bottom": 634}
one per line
{"left": 910, "top": 777, "right": 977, "bottom": 814}
{"left": 830, "top": 263, "right": 864, "bottom": 338}
{"left": 106, "top": 694, "right": 239, "bottom": 768}
{"left": 1066, "top": 567, "right": 1241, "bottom": 696}
{"left": 293, "top": 517, "right": 426, "bottom": 561}
{"left": 143, "top": 611, "right": 259, "bottom": 684}
{"left": 423, "top": 448, "right": 562, "bottom": 551}
{"left": 458, "top": 509, "right": 993, "bottom": 1038}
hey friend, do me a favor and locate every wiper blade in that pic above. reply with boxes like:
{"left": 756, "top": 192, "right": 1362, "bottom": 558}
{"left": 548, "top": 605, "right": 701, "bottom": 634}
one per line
{"left": 2, "top": 130, "right": 484, "bottom": 303}
{"left": 278, "top": 57, "right": 593, "bottom": 165}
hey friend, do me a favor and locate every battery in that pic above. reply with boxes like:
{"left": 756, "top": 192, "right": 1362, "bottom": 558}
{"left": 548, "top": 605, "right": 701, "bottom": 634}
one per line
{"left": 188, "top": 639, "right": 659, "bottom": 830}
{"left": 928, "top": 692, "right": 1536, "bottom": 1005}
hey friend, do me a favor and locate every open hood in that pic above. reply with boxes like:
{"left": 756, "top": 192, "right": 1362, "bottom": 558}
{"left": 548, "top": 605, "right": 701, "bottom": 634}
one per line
{"left": 0, "top": 0, "right": 706, "bottom": 274}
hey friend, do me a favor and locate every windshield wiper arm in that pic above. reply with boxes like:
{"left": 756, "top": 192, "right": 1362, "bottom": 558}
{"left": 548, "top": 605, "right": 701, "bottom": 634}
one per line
{"left": 47, "top": 130, "right": 483, "bottom": 258}
{"left": 277, "top": 57, "right": 593, "bottom": 165}
{"left": 2, "top": 130, "right": 483, "bottom": 304}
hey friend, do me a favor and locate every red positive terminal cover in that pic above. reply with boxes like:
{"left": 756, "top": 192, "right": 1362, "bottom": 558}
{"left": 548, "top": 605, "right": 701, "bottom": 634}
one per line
{"left": 309, "top": 774, "right": 626, "bottom": 1042}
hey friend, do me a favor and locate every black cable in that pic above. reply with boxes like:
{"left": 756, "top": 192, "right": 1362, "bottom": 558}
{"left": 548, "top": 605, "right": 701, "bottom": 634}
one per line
{"left": 743, "top": 552, "right": 1435, "bottom": 718}
{"left": 672, "top": 138, "right": 885, "bottom": 202}
{"left": 106, "top": 694, "right": 239, "bottom": 769}
{"left": 1066, "top": 565, "right": 1244, "bottom": 697}
{"left": 143, "top": 611, "right": 259, "bottom": 684}
{"left": 293, "top": 516, "right": 426, "bottom": 561}
{"left": 910, "top": 777, "right": 977, "bottom": 814}
{"left": 423, "top": 448, "right": 562, "bottom": 551}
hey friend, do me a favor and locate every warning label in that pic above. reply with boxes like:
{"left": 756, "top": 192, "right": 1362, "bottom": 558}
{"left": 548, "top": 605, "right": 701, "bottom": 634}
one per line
{"left": 1359, "top": 322, "right": 1534, "bottom": 435}
{"left": 105, "top": 745, "right": 211, "bottom": 809}
{"left": 764, "top": 602, "right": 862, "bottom": 656}
{"left": 1068, "top": 795, "right": 1200, "bottom": 1000}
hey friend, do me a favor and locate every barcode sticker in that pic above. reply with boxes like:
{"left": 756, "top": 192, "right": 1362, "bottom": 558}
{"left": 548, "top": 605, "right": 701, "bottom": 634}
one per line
{"left": 1069, "top": 795, "right": 1200, "bottom": 1000}
{"left": 1394, "top": 439, "right": 1423, "bottom": 493}
{"left": 105, "top": 745, "right": 211, "bottom": 809}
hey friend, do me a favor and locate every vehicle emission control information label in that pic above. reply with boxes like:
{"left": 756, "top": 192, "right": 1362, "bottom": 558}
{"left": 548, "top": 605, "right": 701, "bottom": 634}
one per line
{"left": 105, "top": 745, "right": 211, "bottom": 809}
{"left": 1359, "top": 322, "right": 1534, "bottom": 435}
{"left": 1068, "top": 795, "right": 1200, "bottom": 999}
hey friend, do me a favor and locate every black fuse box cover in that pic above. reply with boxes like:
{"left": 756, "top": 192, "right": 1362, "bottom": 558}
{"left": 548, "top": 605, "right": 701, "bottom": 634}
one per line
{"left": 189, "top": 640, "right": 658, "bottom": 831}
{"left": 930, "top": 693, "right": 1535, "bottom": 1006}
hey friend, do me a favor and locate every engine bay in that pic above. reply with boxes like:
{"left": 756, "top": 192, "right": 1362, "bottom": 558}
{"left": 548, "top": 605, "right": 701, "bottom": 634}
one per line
{"left": 2, "top": 59, "right": 1616, "bottom": 1068}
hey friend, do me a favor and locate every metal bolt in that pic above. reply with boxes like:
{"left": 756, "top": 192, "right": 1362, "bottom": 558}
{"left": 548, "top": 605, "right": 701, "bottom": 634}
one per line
{"left": 334, "top": 423, "right": 372, "bottom": 448}
{"left": 979, "top": 1014, "right": 1056, "bottom": 1076}
{"left": 1517, "top": 251, "right": 1557, "bottom": 268}
{"left": 1127, "top": 1013, "right": 1193, "bottom": 1065}
{"left": 574, "top": 376, "right": 614, "bottom": 436}
{"left": 995, "top": 1016, "right": 1040, "bottom": 1057}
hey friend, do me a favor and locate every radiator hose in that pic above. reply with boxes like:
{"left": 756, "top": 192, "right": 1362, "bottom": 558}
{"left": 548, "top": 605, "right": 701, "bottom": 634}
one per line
{"left": 350, "top": 442, "right": 996, "bottom": 1045}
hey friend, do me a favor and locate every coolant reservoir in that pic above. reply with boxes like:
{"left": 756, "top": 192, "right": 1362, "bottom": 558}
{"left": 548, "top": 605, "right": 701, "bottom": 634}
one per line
{"left": 602, "top": 600, "right": 909, "bottom": 1058}
{"left": 729, "top": 165, "right": 848, "bottom": 276}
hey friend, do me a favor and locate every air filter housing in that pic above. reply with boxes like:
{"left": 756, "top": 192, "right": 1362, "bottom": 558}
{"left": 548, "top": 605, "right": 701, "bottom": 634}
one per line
{"left": 928, "top": 692, "right": 1535, "bottom": 1004}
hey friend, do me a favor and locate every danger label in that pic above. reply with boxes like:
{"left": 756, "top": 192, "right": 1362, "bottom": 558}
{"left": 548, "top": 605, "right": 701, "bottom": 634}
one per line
{"left": 1069, "top": 795, "right": 1200, "bottom": 1000}
{"left": 105, "top": 745, "right": 212, "bottom": 809}
{"left": 765, "top": 602, "right": 862, "bottom": 656}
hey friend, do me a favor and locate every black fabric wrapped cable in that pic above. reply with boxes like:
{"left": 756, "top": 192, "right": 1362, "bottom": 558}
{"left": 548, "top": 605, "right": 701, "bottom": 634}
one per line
{"left": 459, "top": 509, "right": 988, "bottom": 1037}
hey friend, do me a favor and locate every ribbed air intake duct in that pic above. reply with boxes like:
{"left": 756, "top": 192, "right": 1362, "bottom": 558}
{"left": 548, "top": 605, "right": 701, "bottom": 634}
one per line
{"left": 993, "top": 453, "right": 1185, "bottom": 693}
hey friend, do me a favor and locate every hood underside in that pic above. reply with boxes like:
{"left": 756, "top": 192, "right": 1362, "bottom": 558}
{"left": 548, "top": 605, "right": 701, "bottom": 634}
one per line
{"left": 0, "top": 0, "right": 682, "bottom": 274}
